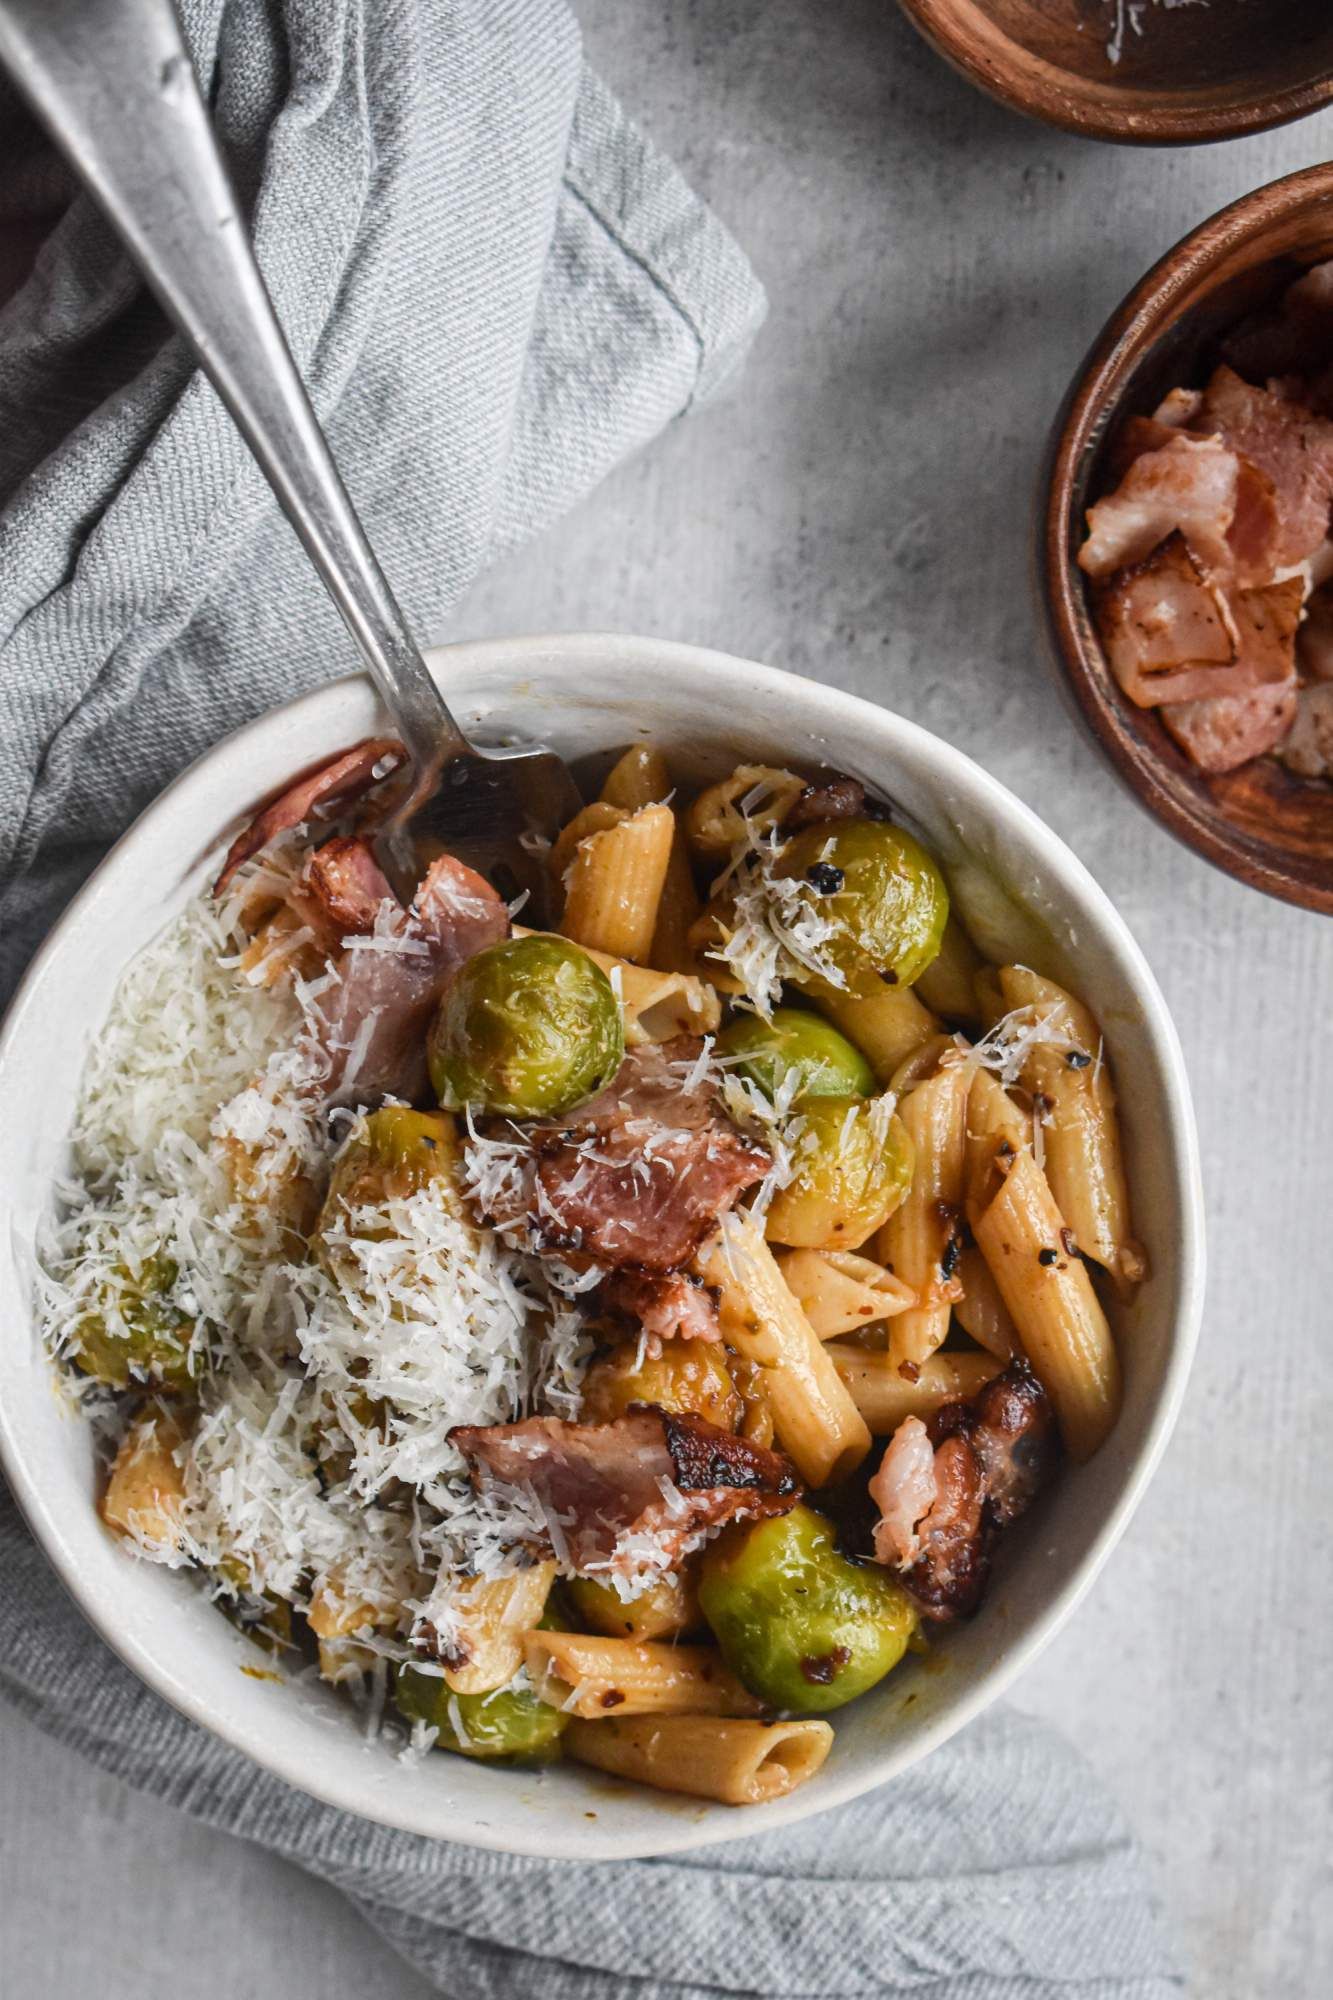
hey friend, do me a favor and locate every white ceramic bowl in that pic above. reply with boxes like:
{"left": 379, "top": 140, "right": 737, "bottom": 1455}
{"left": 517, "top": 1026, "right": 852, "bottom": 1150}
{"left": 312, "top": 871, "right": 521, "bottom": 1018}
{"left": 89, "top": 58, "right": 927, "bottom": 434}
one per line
{"left": 0, "top": 634, "right": 1204, "bottom": 1858}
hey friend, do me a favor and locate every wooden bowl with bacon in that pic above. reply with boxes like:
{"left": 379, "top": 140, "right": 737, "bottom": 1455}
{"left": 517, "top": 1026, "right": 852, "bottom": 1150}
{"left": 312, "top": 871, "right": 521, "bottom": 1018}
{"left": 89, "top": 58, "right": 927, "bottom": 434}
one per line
{"left": 1043, "top": 164, "right": 1333, "bottom": 915}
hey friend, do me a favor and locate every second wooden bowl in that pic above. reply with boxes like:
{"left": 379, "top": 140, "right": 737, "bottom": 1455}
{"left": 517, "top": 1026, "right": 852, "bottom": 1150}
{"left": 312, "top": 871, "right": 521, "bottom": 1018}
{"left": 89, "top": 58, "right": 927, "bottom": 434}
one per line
{"left": 1042, "top": 164, "right": 1333, "bottom": 915}
{"left": 898, "top": 0, "right": 1333, "bottom": 144}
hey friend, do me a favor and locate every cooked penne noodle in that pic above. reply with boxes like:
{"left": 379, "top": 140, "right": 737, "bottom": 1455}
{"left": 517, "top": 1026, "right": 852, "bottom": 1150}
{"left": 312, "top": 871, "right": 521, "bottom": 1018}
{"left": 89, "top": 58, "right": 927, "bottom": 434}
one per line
{"left": 100, "top": 1409, "right": 187, "bottom": 1552}
{"left": 560, "top": 802, "right": 675, "bottom": 964}
{"left": 549, "top": 801, "right": 627, "bottom": 881}
{"left": 308, "top": 1577, "right": 398, "bottom": 1683}
{"left": 814, "top": 984, "right": 940, "bottom": 1084}
{"left": 437, "top": 1562, "right": 556, "bottom": 1695}
{"left": 971, "top": 1147, "right": 1121, "bottom": 1460}
{"left": 964, "top": 1068, "right": 1033, "bottom": 1219}
{"left": 888, "top": 1030, "right": 961, "bottom": 1097}
{"left": 697, "top": 1211, "right": 872, "bottom": 1485}
{"left": 600, "top": 743, "right": 702, "bottom": 971}
{"left": 997, "top": 965, "right": 1146, "bottom": 1294}
{"left": 953, "top": 1243, "right": 1021, "bottom": 1359}
{"left": 880, "top": 1062, "right": 970, "bottom": 1370}
{"left": 913, "top": 915, "right": 986, "bottom": 1026}
{"left": 523, "top": 1633, "right": 761, "bottom": 1719}
{"left": 600, "top": 743, "right": 673, "bottom": 811}
{"left": 686, "top": 764, "right": 804, "bottom": 857}
{"left": 774, "top": 1248, "right": 915, "bottom": 1339}
{"left": 566, "top": 1715, "right": 834, "bottom": 1806}
{"left": 828, "top": 1346, "right": 1004, "bottom": 1433}
{"left": 973, "top": 965, "right": 1005, "bottom": 1028}
{"left": 515, "top": 928, "right": 721, "bottom": 1042}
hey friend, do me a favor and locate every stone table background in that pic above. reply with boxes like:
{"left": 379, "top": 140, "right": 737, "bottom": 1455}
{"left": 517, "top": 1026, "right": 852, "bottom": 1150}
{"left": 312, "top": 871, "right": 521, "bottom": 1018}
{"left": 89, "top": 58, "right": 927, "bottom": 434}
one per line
{"left": 2, "top": 4, "right": 1330, "bottom": 1994}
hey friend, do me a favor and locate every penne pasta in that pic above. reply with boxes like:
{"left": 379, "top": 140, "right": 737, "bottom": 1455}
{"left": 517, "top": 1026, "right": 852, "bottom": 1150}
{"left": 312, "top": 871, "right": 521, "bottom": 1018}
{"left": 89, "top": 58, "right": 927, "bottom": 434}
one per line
{"left": 880, "top": 1061, "right": 970, "bottom": 1370}
{"left": 697, "top": 1211, "right": 872, "bottom": 1485}
{"left": 566, "top": 1714, "right": 834, "bottom": 1807}
{"left": 100, "top": 1409, "right": 187, "bottom": 1552}
{"left": 913, "top": 915, "right": 986, "bottom": 1026}
{"left": 813, "top": 984, "right": 939, "bottom": 1084}
{"left": 436, "top": 1563, "right": 557, "bottom": 1695}
{"left": 828, "top": 1345, "right": 1004, "bottom": 1433}
{"left": 971, "top": 1146, "right": 1121, "bottom": 1460}
{"left": 775, "top": 1247, "right": 916, "bottom": 1339}
{"left": 964, "top": 1068, "right": 1033, "bottom": 1220}
{"left": 953, "top": 1243, "right": 1021, "bottom": 1359}
{"left": 523, "top": 1632, "right": 761, "bottom": 1719}
{"left": 600, "top": 743, "right": 702, "bottom": 970}
{"left": 685, "top": 764, "right": 804, "bottom": 857}
{"left": 996, "top": 965, "right": 1147, "bottom": 1295}
{"left": 560, "top": 802, "right": 676, "bottom": 964}
{"left": 549, "top": 801, "right": 627, "bottom": 882}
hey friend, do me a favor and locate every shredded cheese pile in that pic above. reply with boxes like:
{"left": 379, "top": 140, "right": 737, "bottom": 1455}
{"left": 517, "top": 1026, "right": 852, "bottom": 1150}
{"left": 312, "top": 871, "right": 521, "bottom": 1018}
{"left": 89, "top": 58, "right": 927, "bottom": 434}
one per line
{"left": 703, "top": 786, "right": 847, "bottom": 1017}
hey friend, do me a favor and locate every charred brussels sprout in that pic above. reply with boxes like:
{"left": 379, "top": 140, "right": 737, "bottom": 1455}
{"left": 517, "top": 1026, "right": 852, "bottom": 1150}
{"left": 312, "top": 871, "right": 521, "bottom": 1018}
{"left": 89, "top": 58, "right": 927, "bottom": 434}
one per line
{"left": 717, "top": 1007, "right": 874, "bottom": 1104}
{"left": 69, "top": 1253, "right": 198, "bottom": 1391}
{"left": 318, "top": 1107, "right": 457, "bottom": 1249}
{"left": 775, "top": 819, "right": 948, "bottom": 998}
{"left": 428, "top": 935, "right": 624, "bottom": 1118}
{"left": 763, "top": 1096, "right": 914, "bottom": 1250}
{"left": 580, "top": 1340, "right": 742, "bottom": 1431}
{"left": 699, "top": 1504, "right": 917, "bottom": 1714}
{"left": 394, "top": 1664, "right": 568, "bottom": 1763}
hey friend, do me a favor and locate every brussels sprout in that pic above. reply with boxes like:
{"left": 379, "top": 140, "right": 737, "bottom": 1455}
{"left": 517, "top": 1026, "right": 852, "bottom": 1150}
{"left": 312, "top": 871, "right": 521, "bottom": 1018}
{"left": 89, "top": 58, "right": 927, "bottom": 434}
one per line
{"left": 317, "top": 1108, "right": 457, "bottom": 1255}
{"left": 699, "top": 1504, "right": 918, "bottom": 1714}
{"left": 428, "top": 935, "right": 625, "bottom": 1119}
{"left": 763, "top": 1096, "right": 914, "bottom": 1250}
{"left": 775, "top": 819, "right": 948, "bottom": 999}
{"left": 717, "top": 1007, "right": 874, "bottom": 1104}
{"left": 579, "top": 1339, "right": 742, "bottom": 1431}
{"left": 69, "top": 1253, "right": 198, "bottom": 1391}
{"left": 394, "top": 1664, "right": 568, "bottom": 1763}
{"left": 566, "top": 1567, "right": 701, "bottom": 1641}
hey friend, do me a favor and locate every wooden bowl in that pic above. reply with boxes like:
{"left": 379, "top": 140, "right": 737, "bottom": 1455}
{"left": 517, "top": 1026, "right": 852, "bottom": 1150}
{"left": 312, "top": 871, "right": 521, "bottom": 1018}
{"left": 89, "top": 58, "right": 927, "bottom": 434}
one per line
{"left": 1042, "top": 164, "right": 1333, "bottom": 915}
{"left": 897, "top": 1, "right": 1333, "bottom": 144}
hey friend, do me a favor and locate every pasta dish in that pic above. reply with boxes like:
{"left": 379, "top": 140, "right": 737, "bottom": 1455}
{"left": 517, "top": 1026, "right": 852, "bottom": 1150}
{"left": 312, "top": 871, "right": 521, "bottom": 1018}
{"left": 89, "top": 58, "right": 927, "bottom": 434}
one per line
{"left": 41, "top": 738, "right": 1145, "bottom": 1808}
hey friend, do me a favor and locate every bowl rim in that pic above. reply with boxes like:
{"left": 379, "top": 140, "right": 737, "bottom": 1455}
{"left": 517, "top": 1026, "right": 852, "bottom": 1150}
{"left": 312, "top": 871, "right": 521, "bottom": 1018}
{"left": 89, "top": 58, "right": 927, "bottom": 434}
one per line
{"left": 1041, "top": 162, "right": 1333, "bottom": 918}
{"left": 895, "top": 0, "right": 1333, "bottom": 144}
{"left": 0, "top": 631, "right": 1207, "bottom": 1854}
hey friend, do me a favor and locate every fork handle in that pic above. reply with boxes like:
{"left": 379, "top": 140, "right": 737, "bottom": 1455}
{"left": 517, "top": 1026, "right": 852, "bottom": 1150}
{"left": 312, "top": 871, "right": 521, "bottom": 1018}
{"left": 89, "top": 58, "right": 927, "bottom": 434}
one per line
{"left": 0, "top": 0, "right": 466, "bottom": 783}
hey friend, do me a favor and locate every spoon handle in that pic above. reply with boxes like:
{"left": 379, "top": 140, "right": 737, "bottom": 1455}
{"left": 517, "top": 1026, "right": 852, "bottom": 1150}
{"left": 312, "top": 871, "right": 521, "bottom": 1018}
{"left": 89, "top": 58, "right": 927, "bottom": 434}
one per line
{"left": 0, "top": 0, "right": 465, "bottom": 783}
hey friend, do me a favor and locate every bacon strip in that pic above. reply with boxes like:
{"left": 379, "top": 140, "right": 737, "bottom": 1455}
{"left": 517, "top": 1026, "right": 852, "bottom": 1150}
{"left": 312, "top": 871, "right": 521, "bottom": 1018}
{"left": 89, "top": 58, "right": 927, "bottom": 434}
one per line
{"left": 215, "top": 738, "right": 405, "bottom": 893}
{"left": 1195, "top": 367, "right": 1333, "bottom": 569}
{"left": 320, "top": 853, "right": 508, "bottom": 1104}
{"left": 869, "top": 1363, "right": 1056, "bottom": 1621}
{"left": 1094, "top": 546, "right": 1303, "bottom": 712}
{"left": 450, "top": 1408, "right": 799, "bottom": 1577}
{"left": 1079, "top": 433, "right": 1239, "bottom": 582}
{"left": 1162, "top": 675, "right": 1300, "bottom": 777}
{"left": 477, "top": 1038, "right": 770, "bottom": 1272}
{"left": 600, "top": 1269, "right": 723, "bottom": 1344}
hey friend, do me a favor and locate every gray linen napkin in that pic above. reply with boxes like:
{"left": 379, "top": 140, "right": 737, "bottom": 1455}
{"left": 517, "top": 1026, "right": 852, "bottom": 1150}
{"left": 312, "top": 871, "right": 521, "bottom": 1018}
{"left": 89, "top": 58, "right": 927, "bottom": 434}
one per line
{"left": 0, "top": 3, "right": 1181, "bottom": 1993}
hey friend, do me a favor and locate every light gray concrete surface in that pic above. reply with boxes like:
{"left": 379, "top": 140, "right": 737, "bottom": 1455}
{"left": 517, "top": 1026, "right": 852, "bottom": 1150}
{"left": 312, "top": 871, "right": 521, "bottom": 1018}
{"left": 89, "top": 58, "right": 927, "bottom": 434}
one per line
{"left": 3, "top": 3, "right": 1332, "bottom": 1995}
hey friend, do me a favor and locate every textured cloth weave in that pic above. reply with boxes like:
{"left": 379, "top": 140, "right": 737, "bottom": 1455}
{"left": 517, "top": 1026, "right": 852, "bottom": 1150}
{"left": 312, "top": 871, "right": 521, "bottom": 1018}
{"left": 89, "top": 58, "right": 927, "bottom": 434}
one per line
{"left": 0, "top": 2, "right": 1180, "bottom": 1994}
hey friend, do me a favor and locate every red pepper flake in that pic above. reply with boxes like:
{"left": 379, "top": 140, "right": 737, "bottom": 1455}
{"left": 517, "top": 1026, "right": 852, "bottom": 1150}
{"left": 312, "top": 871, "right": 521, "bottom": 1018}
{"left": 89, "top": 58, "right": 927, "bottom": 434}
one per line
{"left": 898, "top": 1358, "right": 921, "bottom": 1383}
{"left": 799, "top": 1646, "right": 851, "bottom": 1686}
{"left": 1060, "top": 1227, "right": 1078, "bottom": 1257}
{"left": 601, "top": 1689, "right": 626, "bottom": 1709}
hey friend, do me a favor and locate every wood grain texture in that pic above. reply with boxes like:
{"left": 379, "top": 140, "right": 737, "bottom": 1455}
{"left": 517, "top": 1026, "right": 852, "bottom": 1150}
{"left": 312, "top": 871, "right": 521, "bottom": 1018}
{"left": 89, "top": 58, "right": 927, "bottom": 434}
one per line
{"left": 897, "top": 0, "right": 1333, "bottom": 144}
{"left": 3, "top": 7, "right": 1331, "bottom": 1998}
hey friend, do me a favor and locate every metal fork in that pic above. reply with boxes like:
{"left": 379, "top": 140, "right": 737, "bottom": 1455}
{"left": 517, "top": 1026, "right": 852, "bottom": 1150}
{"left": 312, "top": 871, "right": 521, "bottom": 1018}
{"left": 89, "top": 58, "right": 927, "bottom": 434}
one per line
{"left": 0, "top": 0, "right": 583, "bottom": 909}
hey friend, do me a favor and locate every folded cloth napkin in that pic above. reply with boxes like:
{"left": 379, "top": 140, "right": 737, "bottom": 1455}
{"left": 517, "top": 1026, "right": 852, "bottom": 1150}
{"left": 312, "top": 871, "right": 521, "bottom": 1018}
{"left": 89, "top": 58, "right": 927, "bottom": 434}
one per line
{"left": 0, "top": 2, "right": 1180, "bottom": 1993}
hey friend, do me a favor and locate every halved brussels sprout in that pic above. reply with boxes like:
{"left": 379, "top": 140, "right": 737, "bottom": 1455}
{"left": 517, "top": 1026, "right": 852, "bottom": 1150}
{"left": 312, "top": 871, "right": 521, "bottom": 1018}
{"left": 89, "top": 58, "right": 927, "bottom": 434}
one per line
{"left": 698, "top": 1503, "right": 918, "bottom": 1714}
{"left": 566, "top": 1567, "right": 701, "bottom": 1641}
{"left": 579, "top": 1339, "right": 742, "bottom": 1431}
{"left": 394, "top": 1663, "right": 568, "bottom": 1763}
{"left": 69, "top": 1253, "right": 198, "bottom": 1391}
{"left": 318, "top": 1107, "right": 456, "bottom": 1246}
{"left": 763, "top": 1096, "right": 914, "bottom": 1250}
{"left": 428, "top": 935, "right": 625, "bottom": 1119}
{"left": 717, "top": 1006, "right": 874, "bottom": 1104}
{"left": 774, "top": 819, "right": 948, "bottom": 999}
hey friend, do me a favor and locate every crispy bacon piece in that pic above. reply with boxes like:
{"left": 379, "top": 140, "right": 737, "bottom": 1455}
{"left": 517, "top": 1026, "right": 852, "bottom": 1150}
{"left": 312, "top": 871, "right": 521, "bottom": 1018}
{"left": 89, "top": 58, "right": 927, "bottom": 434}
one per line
{"left": 1195, "top": 366, "right": 1333, "bottom": 567}
{"left": 1094, "top": 547, "right": 1302, "bottom": 711}
{"left": 215, "top": 738, "right": 405, "bottom": 893}
{"left": 1162, "top": 673, "right": 1300, "bottom": 776}
{"left": 450, "top": 1408, "right": 799, "bottom": 1577}
{"left": 1080, "top": 433, "right": 1239, "bottom": 581}
{"left": 600, "top": 1268, "right": 723, "bottom": 1344}
{"left": 479, "top": 1038, "right": 770, "bottom": 1271}
{"left": 1279, "top": 683, "right": 1333, "bottom": 778}
{"left": 287, "top": 836, "right": 395, "bottom": 952}
{"left": 320, "top": 853, "right": 508, "bottom": 1103}
{"left": 783, "top": 774, "right": 867, "bottom": 831}
{"left": 869, "top": 1362, "right": 1055, "bottom": 1621}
